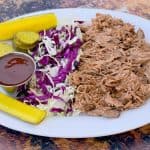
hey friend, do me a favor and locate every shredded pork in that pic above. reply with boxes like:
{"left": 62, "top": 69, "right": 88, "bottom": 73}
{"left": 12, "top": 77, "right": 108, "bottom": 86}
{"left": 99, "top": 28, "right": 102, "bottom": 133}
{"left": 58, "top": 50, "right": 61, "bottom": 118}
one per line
{"left": 69, "top": 13, "right": 150, "bottom": 117}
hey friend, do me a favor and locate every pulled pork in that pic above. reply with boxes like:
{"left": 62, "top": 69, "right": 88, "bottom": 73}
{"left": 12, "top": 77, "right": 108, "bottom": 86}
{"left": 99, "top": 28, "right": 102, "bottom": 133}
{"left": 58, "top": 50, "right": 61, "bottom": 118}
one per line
{"left": 69, "top": 13, "right": 150, "bottom": 118}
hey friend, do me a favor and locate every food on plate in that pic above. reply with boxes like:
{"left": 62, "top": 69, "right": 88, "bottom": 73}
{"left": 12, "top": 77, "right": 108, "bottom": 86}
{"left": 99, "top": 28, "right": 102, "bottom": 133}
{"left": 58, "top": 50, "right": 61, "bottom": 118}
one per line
{"left": 13, "top": 31, "right": 40, "bottom": 51}
{"left": 1, "top": 13, "right": 150, "bottom": 120}
{"left": 0, "top": 13, "right": 57, "bottom": 40}
{"left": 69, "top": 14, "right": 150, "bottom": 117}
{"left": 0, "top": 93, "right": 46, "bottom": 124}
{"left": 0, "top": 43, "right": 14, "bottom": 57}
{"left": 0, "top": 52, "right": 35, "bottom": 86}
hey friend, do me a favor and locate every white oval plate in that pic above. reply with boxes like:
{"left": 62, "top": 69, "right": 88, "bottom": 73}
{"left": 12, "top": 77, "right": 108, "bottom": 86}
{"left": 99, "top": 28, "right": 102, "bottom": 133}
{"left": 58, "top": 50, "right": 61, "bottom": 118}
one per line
{"left": 0, "top": 8, "right": 150, "bottom": 138}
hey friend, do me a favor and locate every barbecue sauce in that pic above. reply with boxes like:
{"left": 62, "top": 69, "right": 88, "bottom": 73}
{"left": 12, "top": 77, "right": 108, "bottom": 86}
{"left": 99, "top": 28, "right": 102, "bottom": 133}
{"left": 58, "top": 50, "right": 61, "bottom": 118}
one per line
{"left": 0, "top": 53, "right": 35, "bottom": 86}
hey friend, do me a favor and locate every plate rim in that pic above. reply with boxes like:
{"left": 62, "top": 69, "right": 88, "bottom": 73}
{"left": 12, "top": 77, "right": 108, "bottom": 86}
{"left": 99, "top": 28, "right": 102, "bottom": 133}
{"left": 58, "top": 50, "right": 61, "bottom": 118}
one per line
{"left": 0, "top": 8, "right": 150, "bottom": 138}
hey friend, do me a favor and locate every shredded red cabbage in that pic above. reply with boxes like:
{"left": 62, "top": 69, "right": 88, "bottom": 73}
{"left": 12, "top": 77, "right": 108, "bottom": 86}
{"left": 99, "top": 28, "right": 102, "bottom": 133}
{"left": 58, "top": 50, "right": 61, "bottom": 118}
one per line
{"left": 17, "top": 25, "right": 82, "bottom": 115}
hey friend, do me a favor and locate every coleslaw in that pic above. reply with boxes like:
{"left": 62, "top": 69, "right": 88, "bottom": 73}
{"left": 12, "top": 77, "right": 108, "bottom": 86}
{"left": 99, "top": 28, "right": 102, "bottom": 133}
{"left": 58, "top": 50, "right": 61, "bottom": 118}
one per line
{"left": 17, "top": 24, "right": 82, "bottom": 115}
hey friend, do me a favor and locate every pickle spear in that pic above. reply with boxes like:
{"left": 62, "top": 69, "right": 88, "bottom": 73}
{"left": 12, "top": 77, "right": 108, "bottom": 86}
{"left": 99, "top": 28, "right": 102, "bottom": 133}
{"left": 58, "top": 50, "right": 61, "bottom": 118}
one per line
{"left": 0, "top": 93, "right": 46, "bottom": 124}
{"left": 0, "top": 13, "right": 57, "bottom": 40}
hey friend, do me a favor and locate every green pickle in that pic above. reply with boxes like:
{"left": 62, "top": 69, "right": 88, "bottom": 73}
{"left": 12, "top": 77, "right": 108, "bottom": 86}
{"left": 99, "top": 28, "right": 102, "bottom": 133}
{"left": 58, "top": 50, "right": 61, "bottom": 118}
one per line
{"left": 14, "top": 38, "right": 36, "bottom": 50}
{"left": 16, "top": 31, "right": 40, "bottom": 45}
{"left": 0, "top": 43, "right": 14, "bottom": 57}
{"left": 13, "top": 31, "right": 40, "bottom": 52}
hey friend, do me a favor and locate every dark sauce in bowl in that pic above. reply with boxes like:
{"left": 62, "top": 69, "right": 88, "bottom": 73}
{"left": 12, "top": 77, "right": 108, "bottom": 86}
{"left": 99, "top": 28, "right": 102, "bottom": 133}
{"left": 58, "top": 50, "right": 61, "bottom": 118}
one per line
{"left": 0, "top": 53, "right": 35, "bottom": 86}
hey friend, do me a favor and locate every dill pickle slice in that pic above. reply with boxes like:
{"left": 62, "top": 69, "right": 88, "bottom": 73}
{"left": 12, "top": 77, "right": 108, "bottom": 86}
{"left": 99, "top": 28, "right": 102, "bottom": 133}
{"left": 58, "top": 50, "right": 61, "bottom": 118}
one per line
{"left": 0, "top": 43, "right": 14, "bottom": 57}
{"left": 13, "top": 38, "right": 36, "bottom": 51}
{"left": 15, "top": 31, "right": 40, "bottom": 45}
{"left": 13, "top": 31, "right": 39, "bottom": 52}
